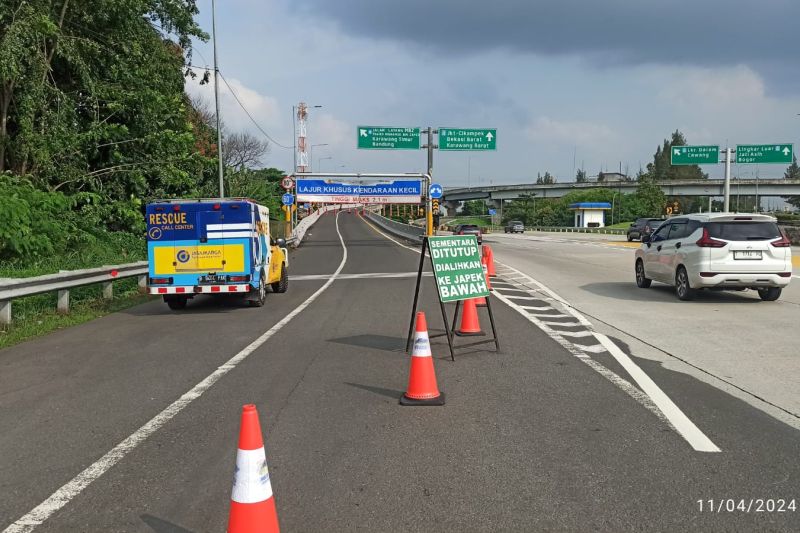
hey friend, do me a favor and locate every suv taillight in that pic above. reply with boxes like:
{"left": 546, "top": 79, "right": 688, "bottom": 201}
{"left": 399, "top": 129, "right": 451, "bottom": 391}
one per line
{"left": 695, "top": 228, "right": 727, "bottom": 248}
{"left": 770, "top": 230, "right": 792, "bottom": 248}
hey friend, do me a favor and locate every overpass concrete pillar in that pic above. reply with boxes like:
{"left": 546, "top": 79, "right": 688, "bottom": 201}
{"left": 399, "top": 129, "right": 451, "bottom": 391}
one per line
{"left": 443, "top": 200, "right": 459, "bottom": 213}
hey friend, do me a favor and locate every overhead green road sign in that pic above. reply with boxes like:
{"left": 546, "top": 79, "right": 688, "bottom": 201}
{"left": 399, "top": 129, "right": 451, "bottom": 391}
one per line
{"left": 670, "top": 145, "right": 719, "bottom": 165}
{"left": 438, "top": 128, "right": 497, "bottom": 151}
{"left": 736, "top": 144, "right": 793, "bottom": 164}
{"left": 357, "top": 126, "right": 420, "bottom": 149}
{"left": 428, "top": 235, "right": 490, "bottom": 302}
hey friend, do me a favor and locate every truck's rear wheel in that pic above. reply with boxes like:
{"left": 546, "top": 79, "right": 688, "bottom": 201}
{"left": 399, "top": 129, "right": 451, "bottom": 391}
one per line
{"left": 165, "top": 296, "right": 188, "bottom": 310}
{"left": 249, "top": 275, "right": 267, "bottom": 307}
{"left": 272, "top": 263, "right": 288, "bottom": 293}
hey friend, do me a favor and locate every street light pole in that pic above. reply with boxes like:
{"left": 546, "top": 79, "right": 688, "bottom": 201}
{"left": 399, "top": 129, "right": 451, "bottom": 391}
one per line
{"left": 310, "top": 143, "right": 328, "bottom": 172}
{"left": 318, "top": 156, "right": 332, "bottom": 172}
{"left": 211, "top": 0, "right": 224, "bottom": 197}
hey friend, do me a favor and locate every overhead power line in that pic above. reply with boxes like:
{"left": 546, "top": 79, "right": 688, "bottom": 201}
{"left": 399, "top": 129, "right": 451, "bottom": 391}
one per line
{"left": 217, "top": 72, "right": 293, "bottom": 150}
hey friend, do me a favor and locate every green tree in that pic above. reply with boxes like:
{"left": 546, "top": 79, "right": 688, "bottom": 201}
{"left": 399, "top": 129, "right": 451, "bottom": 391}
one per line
{"left": 460, "top": 199, "right": 486, "bottom": 215}
{"left": 644, "top": 130, "right": 708, "bottom": 181}
{"left": 782, "top": 156, "right": 800, "bottom": 209}
{"left": 536, "top": 171, "right": 556, "bottom": 184}
{"left": 575, "top": 169, "right": 587, "bottom": 182}
{"left": 0, "top": 0, "right": 210, "bottom": 228}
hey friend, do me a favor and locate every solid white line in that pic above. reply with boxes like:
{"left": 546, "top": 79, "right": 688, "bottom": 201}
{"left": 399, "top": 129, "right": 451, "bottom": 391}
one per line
{"left": 3, "top": 214, "right": 350, "bottom": 533}
{"left": 594, "top": 333, "right": 721, "bottom": 453}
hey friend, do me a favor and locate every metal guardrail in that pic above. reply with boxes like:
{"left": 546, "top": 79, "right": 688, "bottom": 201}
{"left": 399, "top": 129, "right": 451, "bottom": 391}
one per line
{"left": 363, "top": 211, "right": 425, "bottom": 242}
{"left": 0, "top": 207, "right": 344, "bottom": 326}
{"left": 0, "top": 262, "right": 149, "bottom": 325}
{"left": 527, "top": 226, "right": 627, "bottom": 235}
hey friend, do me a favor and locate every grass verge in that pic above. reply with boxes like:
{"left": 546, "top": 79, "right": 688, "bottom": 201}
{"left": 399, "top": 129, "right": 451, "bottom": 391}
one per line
{"left": 0, "top": 278, "right": 154, "bottom": 350}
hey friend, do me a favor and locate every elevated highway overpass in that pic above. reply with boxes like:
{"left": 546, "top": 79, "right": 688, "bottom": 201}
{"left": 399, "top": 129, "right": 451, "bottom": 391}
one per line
{"left": 442, "top": 179, "right": 800, "bottom": 209}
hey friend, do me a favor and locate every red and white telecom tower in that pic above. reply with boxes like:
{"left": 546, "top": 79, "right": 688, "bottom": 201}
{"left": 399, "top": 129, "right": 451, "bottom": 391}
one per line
{"left": 296, "top": 102, "right": 308, "bottom": 172}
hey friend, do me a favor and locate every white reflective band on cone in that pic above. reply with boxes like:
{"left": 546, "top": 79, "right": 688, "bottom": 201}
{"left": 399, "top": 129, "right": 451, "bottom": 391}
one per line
{"left": 231, "top": 447, "right": 273, "bottom": 504}
{"left": 412, "top": 331, "right": 432, "bottom": 357}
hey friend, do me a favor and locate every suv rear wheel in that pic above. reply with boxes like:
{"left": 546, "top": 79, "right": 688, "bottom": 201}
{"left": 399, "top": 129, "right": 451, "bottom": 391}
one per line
{"left": 675, "top": 266, "right": 695, "bottom": 301}
{"left": 757, "top": 287, "right": 782, "bottom": 301}
{"left": 635, "top": 260, "right": 651, "bottom": 288}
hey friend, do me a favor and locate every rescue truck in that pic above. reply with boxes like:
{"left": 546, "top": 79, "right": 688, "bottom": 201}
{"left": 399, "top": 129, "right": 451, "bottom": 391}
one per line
{"left": 145, "top": 199, "right": 288, "bottom": 310}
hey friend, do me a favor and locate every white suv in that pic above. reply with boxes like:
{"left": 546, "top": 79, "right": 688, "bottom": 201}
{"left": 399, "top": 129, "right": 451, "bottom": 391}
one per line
{"left": 634, "top": 213, "right": 793, "bottom": 301}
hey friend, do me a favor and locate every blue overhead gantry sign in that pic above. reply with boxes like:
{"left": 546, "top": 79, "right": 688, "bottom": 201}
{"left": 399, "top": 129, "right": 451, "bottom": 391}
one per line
{"left": 295, "top": 179, "right": 423, "bottom": 204}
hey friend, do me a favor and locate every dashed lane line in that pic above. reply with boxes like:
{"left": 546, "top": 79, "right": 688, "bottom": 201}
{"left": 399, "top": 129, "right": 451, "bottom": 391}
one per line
{"left": 3, "top": 213, "right": 351, "bottom": 533}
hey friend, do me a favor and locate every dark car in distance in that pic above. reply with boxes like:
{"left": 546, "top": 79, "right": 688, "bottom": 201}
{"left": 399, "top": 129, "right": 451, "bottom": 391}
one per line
{"left": 627, "top": 218, "right": 665, "bottom": 242}
{"left": 504, "top": 220, "right": 524, "bottom": 234}
{"left": 454, "top": 224, "right": 483, "bottom": 244}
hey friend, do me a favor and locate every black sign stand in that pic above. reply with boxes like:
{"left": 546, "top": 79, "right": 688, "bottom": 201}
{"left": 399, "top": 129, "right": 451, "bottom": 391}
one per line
{"left": 405, "top": 236, "right": 500, "bottom": 361}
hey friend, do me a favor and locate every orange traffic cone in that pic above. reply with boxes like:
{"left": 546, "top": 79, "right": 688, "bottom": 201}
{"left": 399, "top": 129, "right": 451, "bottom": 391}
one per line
{"left": 455, "top": 298, "right": 485, "bottom": 336}
{"left": 483, "top": 245, "right": 497, "bottom": 277}
{"left": 227, "top": 404, "right": 280, "bottom": 533}
{"left": 482, "top": 256, "right": 493, "bottom": 291}
{"left": 475, "top": 257, "right": 489, "bottom": 307}
{"left": 400, "top": 312, "right": 445, "bottom": 406}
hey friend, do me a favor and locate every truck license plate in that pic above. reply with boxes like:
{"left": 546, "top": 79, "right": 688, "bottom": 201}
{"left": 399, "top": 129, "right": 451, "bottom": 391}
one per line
{"left": 733, "top": 251, "right": 762, "bottom": 260}
{"left": 200, "top": 274, "right": 226, "bottom": 283}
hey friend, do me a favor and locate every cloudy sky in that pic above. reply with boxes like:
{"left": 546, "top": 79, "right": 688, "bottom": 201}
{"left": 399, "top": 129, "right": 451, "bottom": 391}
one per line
{"left": 186, "top": 0, "right": 800, "bottom": 186}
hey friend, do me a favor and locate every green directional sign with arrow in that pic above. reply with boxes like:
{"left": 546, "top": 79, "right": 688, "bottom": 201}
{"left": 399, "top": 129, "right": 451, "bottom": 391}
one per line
{"left": 438, "top": 128, "right": 497, "bottom": 151}
{"left": 357, "top": 126, "right": 420, "bottom": 150}
{"left": 736, "top": 144, "right": 793, "bottom": 164}
{"left": 670, "top": 145, "right": 719, "bottom": 165}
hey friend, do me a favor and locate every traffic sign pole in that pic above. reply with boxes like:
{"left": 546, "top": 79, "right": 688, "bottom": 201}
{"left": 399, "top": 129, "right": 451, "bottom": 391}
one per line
{"left": 724, "top": 148, "right": 732, "bottom": 212}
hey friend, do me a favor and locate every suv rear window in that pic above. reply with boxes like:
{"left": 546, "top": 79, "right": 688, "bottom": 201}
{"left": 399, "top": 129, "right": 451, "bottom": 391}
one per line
{"left": 509, "top": 221, "right": 523, "bottom": 225}
{"left": 705, "top": 221, "right": 781, "bottom": 241}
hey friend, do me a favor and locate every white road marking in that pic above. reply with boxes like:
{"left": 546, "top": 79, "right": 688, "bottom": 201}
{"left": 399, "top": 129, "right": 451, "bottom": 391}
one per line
{"left": 539, "top": 320, "right": 582, "bottom": 327}
{"left": 360, "top": 217, "right": 695, "bottom": 445}
{"left": 527, "top": 312, "right": 571, "bottom": 318}
{"left": 3, "top": 214, "right": 351, "bottom": 533}
{"left": 559, "top": 330, "right": 595, "bottom": 338}
{"left": 362, "top": 216, "right": 721, "bottom": 451}
{"left": 495, "top": 261, "right": 721, "bottom": 453}
{"left": 594, "top": 333, "right": 721, "bottom": 453}
{"left": 291, "top": 272, "right": 432, "bottom": 281}
{"left": 492, "top": 290, "right": 667, "bottom": 417}
{"left": 578, "top": 344, "right": 608, "bottom": 354}
{"left": 521, "top": 306, "right": 558, "bottom": 312}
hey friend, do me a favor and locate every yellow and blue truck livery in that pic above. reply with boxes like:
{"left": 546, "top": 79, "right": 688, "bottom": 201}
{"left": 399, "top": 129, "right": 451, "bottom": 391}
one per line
{"left": 146, "top": 199, "right": 288, "bottom": 310}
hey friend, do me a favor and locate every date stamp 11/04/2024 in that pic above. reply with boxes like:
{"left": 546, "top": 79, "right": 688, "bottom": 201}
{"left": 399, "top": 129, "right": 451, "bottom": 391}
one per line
{"left": 697, "top": 499, "right": 797, "bottom": 513}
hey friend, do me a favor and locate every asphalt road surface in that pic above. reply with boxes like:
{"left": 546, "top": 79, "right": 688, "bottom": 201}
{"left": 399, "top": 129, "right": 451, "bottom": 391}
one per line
{"left": 1, "top": 215, "right": 798, "bottom": 532}
{"left": 485, "top": 231, "right": 800, "bottom": 429}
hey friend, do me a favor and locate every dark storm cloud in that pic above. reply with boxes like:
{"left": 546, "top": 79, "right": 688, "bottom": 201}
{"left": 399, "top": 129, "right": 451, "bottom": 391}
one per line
{"left": 293, "top": 0, "right": 798, "bottom": 70}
